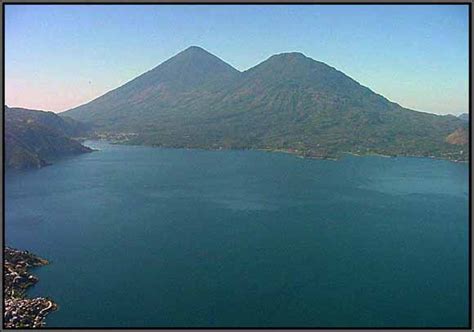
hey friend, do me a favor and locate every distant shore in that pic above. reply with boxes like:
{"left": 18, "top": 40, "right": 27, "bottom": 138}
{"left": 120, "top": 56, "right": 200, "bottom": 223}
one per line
{"left": 85, "top": 136, "right": 469, "bottom": 164}
{"left": 4, "top": 247, "right": 57, "bottom": 328}
{"left": 344, "top": 151, "right": 469, "bottom": 164}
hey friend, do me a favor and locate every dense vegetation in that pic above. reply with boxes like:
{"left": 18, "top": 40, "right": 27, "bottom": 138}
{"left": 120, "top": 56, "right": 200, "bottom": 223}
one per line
{"left": 5, "top": 106, "right": 92, "bottom": 170}
{"left": 63, "top": 46, "right": 469, "bottom": 162}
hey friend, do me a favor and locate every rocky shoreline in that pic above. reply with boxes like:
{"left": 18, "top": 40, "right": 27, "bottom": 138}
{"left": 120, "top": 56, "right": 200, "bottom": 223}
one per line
{"left": 4, "top": 247, "right": 57, "bottom": 328}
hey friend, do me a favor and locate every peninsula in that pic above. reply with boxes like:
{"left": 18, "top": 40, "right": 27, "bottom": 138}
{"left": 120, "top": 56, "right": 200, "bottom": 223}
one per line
{"left": 4, "top": 106, "right": 93, "bottom": 170}
{"left": 4, "top": 247, "right": 57, "bottom": 328}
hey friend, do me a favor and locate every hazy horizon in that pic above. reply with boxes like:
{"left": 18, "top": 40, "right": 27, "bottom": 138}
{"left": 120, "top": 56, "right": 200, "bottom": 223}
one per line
{"left": 5, "top": 4, "right": 469, "bottom": 115}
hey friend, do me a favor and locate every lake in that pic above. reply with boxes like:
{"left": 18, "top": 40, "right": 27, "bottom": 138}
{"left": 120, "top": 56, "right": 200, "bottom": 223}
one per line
{"left": 5, "top": 140, "right": 469, "bottom": 328}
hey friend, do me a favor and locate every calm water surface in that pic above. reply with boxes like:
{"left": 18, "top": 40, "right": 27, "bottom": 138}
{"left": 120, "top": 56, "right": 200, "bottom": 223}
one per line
{"left": 5, "top": 141, "right": 469, "bottom": 327}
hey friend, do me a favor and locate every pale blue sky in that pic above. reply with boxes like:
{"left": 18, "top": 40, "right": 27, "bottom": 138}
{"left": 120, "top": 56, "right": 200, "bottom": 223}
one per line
{"left": 5, "top": 4, "right": 469, "bottom": 115}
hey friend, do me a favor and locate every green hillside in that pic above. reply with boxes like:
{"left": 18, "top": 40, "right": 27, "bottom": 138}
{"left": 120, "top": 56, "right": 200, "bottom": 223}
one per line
{"left": 63, "top": 46, "right": 469, "bottom": 162}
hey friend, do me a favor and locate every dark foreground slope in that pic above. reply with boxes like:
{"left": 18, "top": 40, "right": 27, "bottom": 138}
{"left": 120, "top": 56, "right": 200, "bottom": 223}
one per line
{"left": 64, "top": 46, "right": 469, "bottom": 161}
{"left": 5, "top": 106, "right": 93, "bottom": 170}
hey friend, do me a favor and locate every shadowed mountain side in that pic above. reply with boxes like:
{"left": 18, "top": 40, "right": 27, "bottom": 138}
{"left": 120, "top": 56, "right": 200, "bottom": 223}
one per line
{"left": 458, "top": 113, "right": 469, "bottom": 122}
{"left": 5, "top": 106, "right": 93, "bottom": 170}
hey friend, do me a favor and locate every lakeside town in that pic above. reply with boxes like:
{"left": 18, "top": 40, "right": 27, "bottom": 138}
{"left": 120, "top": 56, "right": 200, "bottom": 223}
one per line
{"left": 4, "top": 247, "right": 57, "bottom": 328}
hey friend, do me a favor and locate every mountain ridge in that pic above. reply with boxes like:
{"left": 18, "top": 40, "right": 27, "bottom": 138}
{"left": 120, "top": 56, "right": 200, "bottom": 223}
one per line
{"left": 62, "top": 46, "right": 468, "bottom": 161}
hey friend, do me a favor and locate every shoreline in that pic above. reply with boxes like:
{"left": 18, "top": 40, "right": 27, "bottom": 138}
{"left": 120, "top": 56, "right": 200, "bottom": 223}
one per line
{"left": 4, "top": 247, "right": 58, "bottom": 328}
{"left": 86, "top": 138, "right": 468, "bottom": 164}
{"left": 343, "top": 151, "right": 469, "bottom": 164}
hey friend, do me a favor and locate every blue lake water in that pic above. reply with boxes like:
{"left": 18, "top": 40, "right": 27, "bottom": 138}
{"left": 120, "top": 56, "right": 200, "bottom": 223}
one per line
{"left": 5, "top": 140, "right": 469, "bottom": 328}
